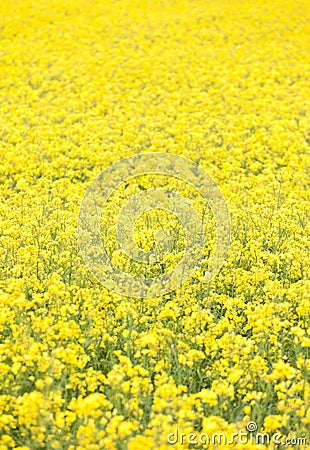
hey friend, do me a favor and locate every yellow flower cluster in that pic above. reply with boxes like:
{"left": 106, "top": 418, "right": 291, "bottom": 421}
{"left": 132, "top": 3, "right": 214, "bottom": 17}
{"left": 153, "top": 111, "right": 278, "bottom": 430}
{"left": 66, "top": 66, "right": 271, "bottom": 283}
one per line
{"left": 0, "top": 0, "right": 309, "bottom": 448}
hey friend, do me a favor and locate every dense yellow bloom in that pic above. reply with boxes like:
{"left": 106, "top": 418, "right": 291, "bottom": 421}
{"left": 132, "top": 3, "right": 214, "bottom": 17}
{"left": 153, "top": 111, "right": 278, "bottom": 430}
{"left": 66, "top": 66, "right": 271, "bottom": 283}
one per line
{"left": 0, "top": 0, "right": 309, "bottom": 448}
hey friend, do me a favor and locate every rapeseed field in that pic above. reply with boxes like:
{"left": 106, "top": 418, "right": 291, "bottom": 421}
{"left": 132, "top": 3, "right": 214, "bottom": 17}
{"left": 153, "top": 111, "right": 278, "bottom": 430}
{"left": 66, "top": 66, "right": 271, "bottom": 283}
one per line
{"left": 0, "top": 0, "right": 309, "bottom": 448}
